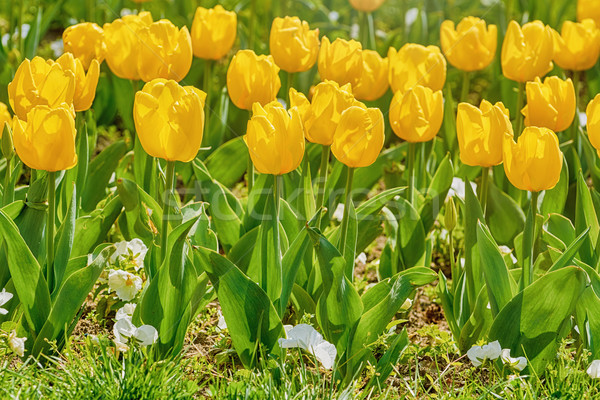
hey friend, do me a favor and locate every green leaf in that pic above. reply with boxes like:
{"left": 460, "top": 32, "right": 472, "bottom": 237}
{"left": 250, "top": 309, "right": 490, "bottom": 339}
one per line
{"left": 205, "top": 137, "right": 249, "bottom": 188}
{"left": 71, "top": 196, "right": 123, "bottom": 258}
{"left": 486, "top": 181, "right": 525, "bottom": 246}
{"left": 419, "top": 154, "right": 453, "bottom": 232}
{"left": 547, "top": 228, "right": 589, "bottom": 273}
{"left": 366, "top": 329, "right": 409, "bottom": 391}
{"left": 395, "top": 197, "right": 426, "bottom": 270}
{"left": 463, "top": 178, "right": 485, "bottom": 306}
{"left": 540, "top": 157, "right": 568, "bottom": 216}
{"left": 458, "top": 286, "right": 492, "bottom": 352}
{"left": 81, "top": 140, "right": 127, "bottom": 212}
{"left": 575, "top": 287, "right": 600, "bottom": 360}
{"left": 575, "top": 169, "right": 599, "bottom": 266}
{"left": 53, "top": 183, "right": 77, "bottom": 295}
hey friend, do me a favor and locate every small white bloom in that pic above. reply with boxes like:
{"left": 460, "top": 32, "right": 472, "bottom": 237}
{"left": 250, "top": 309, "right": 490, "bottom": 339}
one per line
{"left": 500, "top": 349, "right": 527, "bottom": 371}
{"left": 355, "top": 252, "right": 367, "bottom": 264}
{"left": 579, "top": 111, "right": 587, "bottom": 128}
{"left": 332, "top": 204, "right": 345, "bottom": 222}
{"left": 350, "top": 23, "right": 359, "bottom": 40}
{"left": 447, "top": 178, "right": 477, "bottom": 201}
{"left": 8, "top": 330, "right": 26, "bottom": 357}
{"left": 114, "top": 339, "right": 129, "bottom": 352}
{"left": 278, "top": 324, "right": 337, "bottom": 369}
{"left": 108, "top": 270, "right": 143, "bottom": 301}
{"left": 439, "top": 229, "right": 449, "bottom": 241}
{"left": 405, "top": 8, "right": 419, "bottom": 28}
{"left": 499, "top": 246, "right": 518, "bottom": 264}
{"left": 328, "top": 11, "right": 339, "bottom": 23}
{"left": 120, "top": 8, "right": 133, "bottom": 17}
{"left": 49, "top": 38, "right": 63, "bottom": 58}
{"left": 400, "top": 298, "right": 413, "bottom": 311}
{"left": 115, "top": 303, "right": 137, "bottom": 321}
{"left": 0, "top": 288, "right": 13, "bottom": 315}
{"left": 113, "top": 318, "right": 158, "bottom": 348}
{"left": 217, "top": 310, "right": 227, "bottom": 331}
{"left": 110, "top": 239, "right": 148, "bottom": 271}
{"left": 587, "top": 360, "right": 600, "bottom": 379}
{"left": 467, "top": 340, "right": 502, "bottom": 367}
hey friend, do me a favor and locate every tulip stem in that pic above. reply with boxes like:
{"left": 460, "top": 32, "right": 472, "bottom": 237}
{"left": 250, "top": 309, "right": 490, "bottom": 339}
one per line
{"left": 161, "top": 161, "right": 175, "bottom": 263}
{"left": 407, "top": 142, "right": 416, "bottom": 205}
{"left": 285, "top": 72, "right": 294, "bottom": 107}
{"left": 515, "top": 82, "right": 525, "bottom": 137}
{"left": 479, "top": 167, "right": 490, "bottom": 216}
{"left": 571, "top": 71, "right": 581, "bottom": 144}
{"left": 339, "top": 166, "right": 355, "bottom": 280}
{"left": 203, "top": 60, "right": 212, "bottom": 144}
{"left": 3, "top": 158, "right": 12, "bottom": 206}
{"left": 47, "top": 171, "right": 56, "bottom": 290}
{"left": 315, "top": 145, "right": 330, "bottom": 225}
{"left": 272, "top": 174, "right": 282, "bottom": 312}
{"left": 249, "top": 0, "right": 257, "bottom": 50}
{"left": 522, "top": 190, "right": 539, "bottom": 289}
{"left": 17, "top": 0, "right": 24, "bottom": 57}
{"left": 461, "top": 71, "right": 471, "bottom": 103}
{"left": 247, "top": 111, "right": 255, "bottom": 192}
{"left": 448, "top": 229, "right": 458, "bottom": 294}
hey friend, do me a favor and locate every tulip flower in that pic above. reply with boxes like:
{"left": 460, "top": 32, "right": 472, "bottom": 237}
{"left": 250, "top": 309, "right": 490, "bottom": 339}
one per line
{"left": 390, "top": 85, "right": 444, "bottom": 143}
{"left": 440, "top": 17, "right": 497, "bottom": 72}
{"left": 270, "top": 16, "right": 320, "bottom": 73}
{"left": 552, "top": 19, "right": 600, "bottom": 71}
{"left": 521, "top": 76, "right": 575, "bottom": 132}
{"left": 457, "top": 100, "right": 513, "bottom": 167}
{"left": 53, "top": 53, "right": 100, "bottom": 112}
{"left": 8, "top": 57, "right": 75, "bottom": 120}
{"left": 353, "top": 50, "right": 389, "bottom": 101}
{"left": 318, "top": 37, "right": 363, "bottom": 87}
{"left": 349, "top": 0, "right": 385, "bottom": 12}
{"left": 586, "top": 94, "right": 600, "bottom": 156}
{"left": 578, "top": 0, "right": 600, "bottom": 27}
{"left": 103, "top": 12, "right": 153, "bottom": 80}
{"left": 227, "top": 50, "right": 281, "bottom": 110}
{"left": 0, "top": 103, "right": 10, "bottom": 138}
{"left": 388, "top": 43, "right": 446, "bottom": 94}
{"left": 191, "top": 5, "right": 237, "bottom": 60}
{"left": 62, "top": 22, "right": 107, "bottom": 70}
{"left": 245, "top": 101, "right": 305, "bottom": 175}
{"left": 133, "top": 79, "right": 206, "bottom": 162}
{"left": 501, "top": 20, "right": 554, "bottom": 83}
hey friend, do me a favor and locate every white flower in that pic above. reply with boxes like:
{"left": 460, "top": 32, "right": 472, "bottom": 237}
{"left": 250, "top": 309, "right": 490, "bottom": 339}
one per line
{"left": 217, "top": 310, "right": 227, "bottom": 331}
{"left": 587, "top": 360, "right": 600, "bottom": 379}
{"left": 115, "top": 303, "right": 137, "bottom": 321}
{"left": 355, "top": 252, "right": 367, "bottom": 264}
{"left": 8, "top": 330, "right": 26, "bottom": 357}
{"left": 499, "top": 246, "right": 518, "bottom": 264}
{"left": 467, "top": 340, "right": 502, "bottom": 367}
{"left": 278, "top": 324, "right": 337, "bottom": 370}
{"left": 332, "top": 204, "right": 345, "bottom": 222}
{"left": 49, "top": 38, "right": 63, "bottom": 58}
{"left": 0, "top": 288, "right": 13, "bottom": 315}
{"left": 401, "top": 298, "right": 413, "bottom": 311}
{"left": 501, "top": 349, "right": 527, "bottom": 371}
{"left": 110, "top": 239, "right": 148, "bottom": 271}
{"left": 108, "top": 270, "right": 143, "bottom": 301}
{"left": 447, "top": 178, "right": 477, "bottom": 201}
{"left": 113, "top": 318, "right": 158, "bottom": 349}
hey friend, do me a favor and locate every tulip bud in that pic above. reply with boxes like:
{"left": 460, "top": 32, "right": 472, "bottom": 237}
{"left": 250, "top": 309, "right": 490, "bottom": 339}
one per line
{"left": 8, "top": 57, "right": 76, "bottom": 120}
{"left": 349, "top": 0, "right": 385, "bottom": 12}
{"left": 289, "top": 80, "right": 356, "bottom": 145}
{"left": 586, "top": 94, "right": 600, "bottom": 157}
{"left": 134, "top": 79, "right": 206, "bottom": 162}
{"left": 318, "top": 37, "right": 363, "bottom": 87}
{"left": 440, "top": 17, "right": 497, "bottom": 72}
{"left": 2, "top": 122, "right": 14, "bottom": 161}
{"left": 191, "top": 5, "right": 237, "bottom": 60}
{"left": 552, "top": 19, "right": 600, "bottom": 71}
{"left": 388, "top": 43, "right": 446, "bottom": 94}
{"left": 353, "top": 50, "right": 389, "bottom": 101}
{"left": 0, "top": 103, "right": 11, "bottom": 139}
{"left": 12, "top": 106, "right": 77, "bottom": 171}
{"left": 103, "top": 12, "right": 153, "bottom": 80}
{"left": 389, "top": 85, "right": 443, "bottom": 143}
{"left": 445, "top": 197, "right": 457, "bottom": 232}
{"left": 227, "top": 50, "right": 281, "bottom": 110}
{"left": 503, "top": 126, "right": 563, "bottom": 192}
{"left": 245, "top": 101, "right": 305, "bottom": 175}
{"left": 53, "top": 53, "right": 100, "bottom": 112}
{"left": 332, "top": 105, "right": 384, "bottom": 168}
{"left": 457, "top": 100, "right": 513, "bottom": 167}
{"left": 270, "top": 17, "right": 319, "bottom": 73}
{"left": 501, "top": 20, "right": 554, "bottom": 83}
{"left": 578, "top": 0, "right": 600, "bottom": 27}
{"left": 62, "top": 22, "right": 107, "bottom": 71}
{"left": 521, "top": 76, "right": 575, "bottom": 133}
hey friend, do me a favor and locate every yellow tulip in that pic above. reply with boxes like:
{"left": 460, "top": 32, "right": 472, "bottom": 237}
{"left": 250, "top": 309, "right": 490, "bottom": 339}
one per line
{"left": 12, "top": 105, "right": 77, "bottom": 171}
{"left": 0, "top": 103, "right": 11, "bottom": 138}
{"left": 62, "top": 22, "right": 106, "bottom": 70}
{"left": 8, "top": 57, "right": 75, "bottom": 120}
{"left": 227, "top": 50, "right": 281, "bottom": 110}
{"left": 245, "top": 101, "right": 304, "bottom": 175}
{"left": 318, "top": 37, "right": 363, "bottom": 87}
{"left": 586, "top": 94, "right": 600, "bottom": 157}
{"left": 191, "top": 5, "right": 237, "bottom": 60}
{"left": 578, "top": 0, "right": 600, "bottom": 27}
{"left": 332, "top": 105, "right": 384, "bottom": 168}
{"left": 457, "top": 100, "right": 513, "bottom": 167}
{"left": 289, "top": 80, "right": 356, "bottom": 145}
{"left": 521, "top": 76, "right": 575, "bottom": 132}
{"left": 353, "top": 50, "right": 389, "bottom": 101}
{"left": 53, "top": 53, "right": 99, "bottom": 112}
{"left": 503, "top": 126, "right": 562, "bottom": 192}
{"left": 389, "top": 85, "right": 443, "bottom": 143}
{"left": 440, "top": 17, "right": 497, "bottom": 71}
{"left": 388, "top": 43, "right": 446, "bottom": 94}
{"left": 348, "top": 0, "right": 385, "bottom": 12}
{"left": 270, "top": 16, "right": 319, "bottom": 73}
{"left": 501, "top": 20, "right": 554, "bottom": 83}
{"left": 133, "top": 79, "right": 206, "bottom": 162}
{"left": 103, "top": 12, "right": 153, "bottom": 80}
{"left": 552, "top": 19, "right": 600, "bottom": 71}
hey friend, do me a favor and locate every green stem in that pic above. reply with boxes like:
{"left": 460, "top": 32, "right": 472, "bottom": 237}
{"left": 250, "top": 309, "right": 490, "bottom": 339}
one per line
{"left": 17, "top": 0, "right": 24, "bottom": 57}
{"left": 249, "top": 0, "right": 257, "bottom": 50}
{"left": 523, "top": 190, "right": 539, "bottom": 288}
{"left": 359, "top": 12, "right": 369, "bottom": 49}
{"left": 3, "top": 158, "right": 12, "bottom": 206}
{"left": 47, "top": 171, "right": 56, "bottom": 289}
{"left": 506, "top": 0, "right": 514, "bottom": 26}
{"left": 161, "top": 161, "right": 175, "bottom": 263}
{"left": 480, "top": 167, "right": 489, "bottom": 217}
{"left": 571, "top": 71, "right": 580, "bottom": 143}
{"left": 515, "top": 82, "right": 525, "bottom": 138}
{"left": 285, "top": 72, "right": 294, "bottom": 107}
{"left": 407, "top": 142, "right": 416, "bottom": 205}
{"left": 448, "top": 231, "right": 458, "bottom": 294}
{"left": 203, "top": 59, "right": 212, "bottom": 145}
{"left": 272, "top": 175, "right": 281, "bottom": 310}
{"left": 367, "top": 12, "right": 376, "bottom": 50}
{"left": 339, "top": 167, "right": 355, "bottom": 276}
{"left": 247, "top": 111, "right": 254, "bottom": 192}
{"left": 461, "top": 71, "right": 471, "bottom": 103}
{"left": 315, "top": 145, "right": 330, "bottom": 224}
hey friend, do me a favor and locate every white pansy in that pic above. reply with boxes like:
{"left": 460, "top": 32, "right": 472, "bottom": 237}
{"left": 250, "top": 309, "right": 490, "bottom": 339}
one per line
{"left": 110, "top": 239, "right": 148, "bottom": 271}
{"left": 113, "top": 318, "right": 158, "bottom": 348}
{"left": 217, "top": 310, "right": 227, "bottom": 331}
{"left": 355, "top": 252, "right": 367, "bottom": 264}
{"left": 467, "top": 340, "right": 502, "bottom": 367}
{"left": 8, "top": 330, "right": 26, "bottom": 357}
{"left": 405, "top": 8, "right": 419, "bottom": 28}
{"left": 498, "top": 246, "right": 518, "bottom": 264}
{"left": 332, "top": 204, "right": 345, "bottom": 222}
{"left": 447, "top": 178, "right": 477, "bottom": 201}
{"left": 115, "top": 303, "right": 137, "bottom": 321}
{"left": 278, "top": 324, "right": 337, "bottom": 370}
{"left": 0, "top": 288, "right": 13, "bottom": 315}
{"left": 587, "top": 360, "right": 600, "bottom": 379}
{"left": 500, "top": 349, "right": 527, "bottom": 371}
{"left": 108, "top": 270, "right": 143, "bottom": 301}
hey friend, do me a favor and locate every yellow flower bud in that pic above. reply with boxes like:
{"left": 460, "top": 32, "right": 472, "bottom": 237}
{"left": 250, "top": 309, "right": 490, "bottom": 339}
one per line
{"left": 501, "top": 20, "right": 554, "bottom": 83}
{"left": 8, "top": 57, "right": 75, "bottom": 120}
{"left": 245, "top": 101, "right": 305, "bottom": 175}
{"left": 227, "top": 50, "right": 281, "bottom": 110}
{"left": 445, "top": 197, "right": 457, "bottom": 231}
{"left": 578, "top": 0, "right": 600, "bottom": 27}
{"left": 103, "top": 12, "right": 153, "bottom": 80}
{"left": 521, "top": 76, "right": 575, "bottom": 133}
{"left": 53, "top": 53, "right": 100, "bottom": 112}
{"left": 586, "top": 94, "right": 600, "bottom": 157}
{"left": 349, "top": 0, "right": 385, "bottom": 12}
{"left": 353, "top": 50, "right": 389, "bottom": 101}
{"left": 318, "top": 37, "right": 363, "bottom": 87}
{"left": 62, "top": 22, "right": 107, "bottom": 71}
{"left": 270, "top": 16, "right": 319, "bottom": 73}
{"left": 191, "top": 5, "right": 237, "bottom": 60}
{"left": 332, "top": 105, "right": 384, "bottom": 168}
{"left": 12, "top": 106, "right": 77, "bottom": 171}
{"left": 133, "top": 79, "right": 206, "bottom": 162}
{"left": 289, "top": 81, "right": 355, "bottom": 145}
{"left": 388, "top": 43, "right": 446, "bottom": 94}
{"left": 457, "top": 100, "right": 513, "bottom": 167}
{"left": 552, "top": 19, "right": 600, "bottom": 71}
{"left": 440, "top": 17, "right": 497, "bottom": 72}
{"left": 389, "top": 85, "right": 443, "bottom": 143}
{"left": 503, "top": 126, "right": 562, "bottom": 192}
{"left": 0, "top": 103, "right": 11, "bottom": 138}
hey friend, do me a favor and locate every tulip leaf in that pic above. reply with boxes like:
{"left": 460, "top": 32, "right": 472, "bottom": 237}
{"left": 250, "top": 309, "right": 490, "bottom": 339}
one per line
{"left": 111, "top": 75, "right": 135, "bottom": 133}
{"left": 437, "top": 271, "right": 460, "bottom": 339}
{"left": 52, "top": 183, "right": 77, "bottom": 295}
{"left": 14, "top": 174, "right": 49, "bottom": 258}
{"left": 575, "top": 287, "right": 600, "bottom": 360}
{"left": 395, "top": 197, "right": 426, "bottom": 271}
{"left": 540, "top": 157, "right": 568, "bottom": 217}
{"left": 543, "top": 213, "right": 576, "bottom": 250}
{"left": 70, "top": 196, "right": 123, "bottom": 258}
{"left": 366, "top": 328, "right": 409, "bottom": 391}
{"left": 205, "top": 136, "right": 249, "bottom": 188}
{"left": 486, "top": 181, "right": 526, "bottom": 246}
{"left": 458, "top": 286, "right": 492, "bottom": 352}
{"left": 463, "top": 177, "right": 485, "bottom": 306}
{"left": 420, "top": 154, "right": 453, "bottom": 233}
{"left": 547, "top": 228, "right": 589, "bottom": 273}
{"left": 575, "top": 170, "right": 599, "bottom": 266}
{"left": 244, "top": 174, "right": 273, "bottom": 231}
